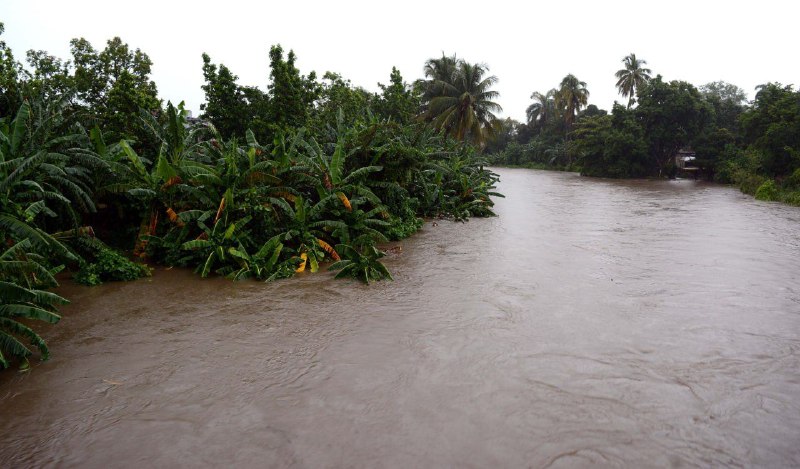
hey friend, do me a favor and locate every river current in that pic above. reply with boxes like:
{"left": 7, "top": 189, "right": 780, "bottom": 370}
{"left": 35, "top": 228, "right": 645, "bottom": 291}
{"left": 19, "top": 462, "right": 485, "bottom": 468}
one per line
{"left": 2, "top": 168, "right": 799, "bottom": 467}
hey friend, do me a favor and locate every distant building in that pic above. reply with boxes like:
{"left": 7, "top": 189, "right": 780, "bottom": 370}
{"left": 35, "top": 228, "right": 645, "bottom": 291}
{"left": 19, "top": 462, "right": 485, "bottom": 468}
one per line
{"left": 184, "top": 110, "right": 206, "bottom": 126}
{"left": 675, "top": 149, "right": 696, "bottom": 169}
{"left": 674, "top": 148, "right": 700, "bottom": 179}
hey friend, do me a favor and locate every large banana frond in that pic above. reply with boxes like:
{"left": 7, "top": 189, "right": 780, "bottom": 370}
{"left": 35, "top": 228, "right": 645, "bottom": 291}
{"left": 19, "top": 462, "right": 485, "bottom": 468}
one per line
{"left": 10, "top": 101, "right": 31, "bottom": 157}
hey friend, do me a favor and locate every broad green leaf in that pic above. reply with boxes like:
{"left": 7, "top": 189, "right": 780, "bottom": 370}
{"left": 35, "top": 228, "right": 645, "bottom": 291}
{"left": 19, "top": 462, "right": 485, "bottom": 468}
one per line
{"left": 10, "top": 101, "right": 30, "bottom": 157}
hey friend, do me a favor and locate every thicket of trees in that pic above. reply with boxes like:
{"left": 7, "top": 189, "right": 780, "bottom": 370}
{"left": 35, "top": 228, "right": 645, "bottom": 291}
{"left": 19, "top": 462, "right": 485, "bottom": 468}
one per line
{"left": 0, "top": 23, "right": 502, "bottom": 369}
{"left": 488, "top": 53, "right": 800, "bottom": 205}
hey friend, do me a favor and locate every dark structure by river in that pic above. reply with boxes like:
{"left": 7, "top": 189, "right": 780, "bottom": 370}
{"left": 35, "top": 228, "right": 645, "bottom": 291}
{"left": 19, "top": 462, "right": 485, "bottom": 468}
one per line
{"left": 2, "top": 168, "right": 799, "bottom": 467}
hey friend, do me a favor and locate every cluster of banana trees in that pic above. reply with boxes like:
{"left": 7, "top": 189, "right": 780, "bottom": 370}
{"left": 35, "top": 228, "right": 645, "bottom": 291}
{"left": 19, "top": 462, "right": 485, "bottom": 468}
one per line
{"left": 133, "top": 104, "right": 500, "bottom": 281}
{"left": 0, "top": 97, "right": 99, "bottom": 369}
{"left": 0, "top": 96, "right": 501, "bottom": 368}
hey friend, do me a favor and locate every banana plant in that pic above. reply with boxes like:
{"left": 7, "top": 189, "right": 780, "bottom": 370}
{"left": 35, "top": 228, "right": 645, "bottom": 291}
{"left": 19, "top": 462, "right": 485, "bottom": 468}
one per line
{"left": 0, "top": 98, "right": 92, "bottom": 261}
{"left": 139, "top": 101, "right": 211, "bottom": 168}
{"left": 106, "top": 101, "right": 216, "bottom": 255}
{"left": 0, "top": 239, "right": 68, "bottom": 369}
{"left": 110, "top": 140, "right": 215, "bottom": 256}
{"left": 180, "top": 210, "right": 253, "bottom": 278}
{"left": 416, "top": 166, "right": 448, "bottom": 216}
{"left": 328, "top": 243, "right": 392, "bottom": 284}
{"left": 204, "top": 131, "right": 286, "bottom": 214}
{"left": 271, "top": 195, "right": 345, "bottom": 273}
{"left": 0, "top": 97, "right": 105, "bottom": 219}
{"left": 294, "top": 110, "right": 384, "bottom": 210}
{"left": 267, "top": 127, "right": 306, "bottom": 171}
{"left": 448, "top": 154, "right": 502, "bottom": 219}
{"left": 217, "top": 234, "right": 295, "bottom": 281}
{"left": 329, "top": 195, "right": 390, "bottom": 248}
{"left": 153, "top": 132, "right": 293, "bottom": 275}
{"left": 110, "top": 140, "right": 175, "bottom": 256}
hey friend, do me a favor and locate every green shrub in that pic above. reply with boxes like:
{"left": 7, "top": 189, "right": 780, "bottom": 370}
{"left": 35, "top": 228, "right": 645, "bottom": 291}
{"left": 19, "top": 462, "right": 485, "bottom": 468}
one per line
{"left": 783, "top": 190, "right": 800, "bottom": 206}
{"left": 714, "top": 161, "right": 737, "bottom": 184}
{"left": 384, "top": 214, "right": 423, "bottom": 241}
{"left": 732, "top": 169, "right": 767, "bottom": 196}
{"left": 785, "top": 168, "right": 800, "bottom": 189}
{"left": 754, "top": 180, "right": 779, "bottom": 201}
{"left": 75, "top": 246, "right": 151, "bottom": 286}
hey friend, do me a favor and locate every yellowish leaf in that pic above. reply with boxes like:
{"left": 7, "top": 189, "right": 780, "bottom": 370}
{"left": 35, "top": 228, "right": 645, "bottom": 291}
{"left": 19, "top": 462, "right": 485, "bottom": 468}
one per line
{"left": 337, "top": 192, "right": 352, "bottom": 211}
{"left": 317, "top": 238, "right": 341, "bottom": 261}
{"left": 295, "top": 252, "right": 308, "bottom": 272}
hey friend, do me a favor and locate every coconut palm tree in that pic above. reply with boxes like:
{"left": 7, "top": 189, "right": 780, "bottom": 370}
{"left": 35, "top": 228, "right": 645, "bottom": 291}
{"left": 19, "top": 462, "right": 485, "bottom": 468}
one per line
{"left": 556, "top": 74, "right": 590, "bottom": 128}
{"left": 417, "top": 53, "right": 460, "bottom": 103}
{"left": 424, "top": 61, "right": 502, "bottom": 146}
{"left": 526, "top": 89, "right": 558, "bottom": 128}
{"left": 615, "top": 53, "right": 652, "bottom": 108}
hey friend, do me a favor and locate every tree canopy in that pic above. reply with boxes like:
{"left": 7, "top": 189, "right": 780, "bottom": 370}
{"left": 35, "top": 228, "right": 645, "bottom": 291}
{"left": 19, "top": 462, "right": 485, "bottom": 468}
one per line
{"left": 418, "top": 55, "right": 502, "bottom": 146}
{"left": 615, "top": 53, "right": 652, "bottom": 108}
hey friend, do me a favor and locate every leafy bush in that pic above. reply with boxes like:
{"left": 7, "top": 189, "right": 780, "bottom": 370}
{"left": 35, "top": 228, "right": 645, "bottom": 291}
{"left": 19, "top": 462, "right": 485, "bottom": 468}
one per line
{"left": 75, "top": 243, "right": 151, "bottom": 286}
{"left": 754, "top": 180, "right": 779, "bottom": 201}
{"left": 732, "top": 169, "right": 767, "bottom": 196}
{"left": 786, "top": 168, "right": 800, "bottom": 189}
{"left": 384, "top": 215, "right": 423, "bottom": 241}
{"left": 783, "top": 191, "right": 800, "bottom": 206}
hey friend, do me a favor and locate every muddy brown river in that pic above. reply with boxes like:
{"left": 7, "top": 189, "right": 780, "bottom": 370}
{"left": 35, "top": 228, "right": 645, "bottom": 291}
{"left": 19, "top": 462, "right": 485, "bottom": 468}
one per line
{"left": 2, "top": 168, "right": 800, "bottom": 467}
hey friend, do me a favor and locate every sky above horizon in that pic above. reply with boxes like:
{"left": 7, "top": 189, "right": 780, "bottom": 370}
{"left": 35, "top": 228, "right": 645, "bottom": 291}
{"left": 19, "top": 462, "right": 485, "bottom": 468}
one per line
{"left": 3, "top": 0, "right": 798, "bottom": 121}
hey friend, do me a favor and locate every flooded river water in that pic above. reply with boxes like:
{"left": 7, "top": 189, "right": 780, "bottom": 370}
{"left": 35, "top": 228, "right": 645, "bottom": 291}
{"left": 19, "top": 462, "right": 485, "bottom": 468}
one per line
{"left": 2, "top": 168, "right": 799, "bottom": 467}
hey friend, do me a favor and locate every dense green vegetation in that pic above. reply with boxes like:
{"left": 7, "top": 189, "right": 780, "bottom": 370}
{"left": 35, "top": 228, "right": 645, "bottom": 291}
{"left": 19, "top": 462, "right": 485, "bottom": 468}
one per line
{"left": 487, "top": 54, "right": 800, "bottom": 205}
{"left": 0, "top": 23, "right": 501, "bottom": 368}
{"left": 2, "top": 24, "right": 796, "bottom": 369}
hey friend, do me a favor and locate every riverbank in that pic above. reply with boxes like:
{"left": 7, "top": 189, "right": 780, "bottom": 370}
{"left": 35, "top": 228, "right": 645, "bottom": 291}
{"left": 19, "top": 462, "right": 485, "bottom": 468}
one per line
{"left": 493, "top": 163, "right": 800, "bottom": 207}
{"left": 726, "top": 168, "right": 800, "bottom": 206}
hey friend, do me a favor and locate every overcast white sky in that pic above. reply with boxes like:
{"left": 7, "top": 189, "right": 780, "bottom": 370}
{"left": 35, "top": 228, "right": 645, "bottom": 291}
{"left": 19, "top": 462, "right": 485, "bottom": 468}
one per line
{"left": 3, "top": 0, "right": 798, "bottom": 121}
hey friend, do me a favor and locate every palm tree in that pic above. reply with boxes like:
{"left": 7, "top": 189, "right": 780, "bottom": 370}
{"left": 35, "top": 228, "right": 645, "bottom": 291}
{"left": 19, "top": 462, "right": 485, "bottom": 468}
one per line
{"left": 615, "top": 53, "right": 652, "bottom": 108}
{"left": 424, "top": 60, "right": 502, "bottom": 146}
{"left": 556, "top": 74, "right": 590, "bottom": 128}
{"left": 526, "top": 89, "right": 558, "bottom": 128}
{"left": 417, "top": 53, "right": 460, "bottom": 103}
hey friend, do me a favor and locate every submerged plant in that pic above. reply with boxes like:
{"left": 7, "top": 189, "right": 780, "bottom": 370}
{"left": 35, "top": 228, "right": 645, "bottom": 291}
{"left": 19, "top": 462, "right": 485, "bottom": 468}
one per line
{"left": 218, "top": 235, "right": 296, "bottom": 281}
{"left": 180, "top": 212, "right": 253, "bottom": 278}
{"left": 328, "top": 244, "right": 392, "bottom": 284}
{"left": 73, "top": 237, "right": 151, "bottom": 286}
